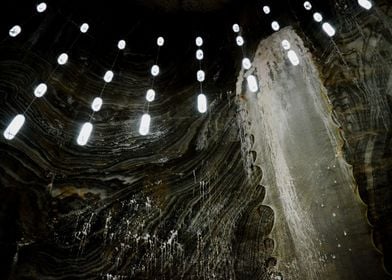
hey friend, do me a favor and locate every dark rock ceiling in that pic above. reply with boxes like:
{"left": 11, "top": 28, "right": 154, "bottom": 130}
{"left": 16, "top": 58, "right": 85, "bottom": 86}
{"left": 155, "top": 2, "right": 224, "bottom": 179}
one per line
{"left": 0, "top": 0, "right": 391, "bottom": 279}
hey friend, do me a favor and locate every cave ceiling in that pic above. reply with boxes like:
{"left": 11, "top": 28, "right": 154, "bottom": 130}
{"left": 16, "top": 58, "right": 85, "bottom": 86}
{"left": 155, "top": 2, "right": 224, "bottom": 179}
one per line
{"left": 0, "top": 0, "right": 391, "bottom": 279}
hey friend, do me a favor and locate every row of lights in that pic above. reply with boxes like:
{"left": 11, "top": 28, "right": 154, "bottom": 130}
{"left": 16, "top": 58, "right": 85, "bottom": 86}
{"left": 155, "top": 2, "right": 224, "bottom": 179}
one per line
{"left": 3, "top": 0, "right": 375, "bottom": 143}
{"left": 195, "top": 37, "right": 208, "bottom": 113}
{"left": 138, "top": 37, "right": 165, "bottom": 136}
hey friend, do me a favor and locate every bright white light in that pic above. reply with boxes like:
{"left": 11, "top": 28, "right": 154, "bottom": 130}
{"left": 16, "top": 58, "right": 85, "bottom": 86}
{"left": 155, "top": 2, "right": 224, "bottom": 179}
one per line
{"left": 322, "top": 22, "right": 336, "bottom": 37}
{"left": 36, "top": 2, "right": 47, "bottom": 13}
{"left": 247, "top": 75, "right": 259, "bottom": 93}
{"left": 196, "top": 37, "right": 203, "bottom": 47}
{"left": 196, "top": 49, "right": 204, "bottom": 60}
{"left": 117, "top": 40, "right": 126, "bottom": 50}
{"left": 104, "top": 70, "right": 114, "bottom": 83}
{"left": 263, "top": 6, "right": 271, "bottom": 14}
{"left": 197, "top": 94, "right": 207, "bottom": 113}
{"left": 3, "top": 114, "right": 25, "bottom": 140}
{"left": 232, "top": 23, "right": 240, "bottom": 33}
{"left": 9, "top": 25, "right": 21, "bottom": 37}
{"left": 236, "top": 36, "right": 244, "bottom": 46}
{"left": 77, "top": 122, "right": 93, "bottom": 146}
{"left": 313, "top": 12, "right": 323, "bottom": 22}
{"left": 80, "top": 23, "right": 89, "bottom": 33}
{"left": 91, "top": 97, "right": 103, "bottom": 112}
{"left": 358, "top": 0, "right": 372, "bottom": 10}
{"left": 287, "top": 50, "right": 300, "bottom": 66}
{"left": 34, "top": 83, "right": 47, "bottom": 98}
{"left": 139, "top": 113, "right": 151, "bottom": 135}
{"left": 57, "top": 53, "right": 68, "bottom": 65}
{"left": 146, "top": 89, "right": 155, "bottom": 102}
{"left": 242, "top": 58, "right": 252, "bottom": 70}
{"left": 151, "top": 65, "right": 160, "bottom": 76}
{"left": 304, "top": 1, "right": 312, "bottom": 10}
{"left": 281, "top": 40, "right": 291, "bottom": 50}
{"left": 197, "top": 70, "right": 205, "bottom": 82}
{"left": 157, "top": 37, "right": 164, "bottom": 46}
{"left": 271, "top": 21, "right": 280, "bottom": 31}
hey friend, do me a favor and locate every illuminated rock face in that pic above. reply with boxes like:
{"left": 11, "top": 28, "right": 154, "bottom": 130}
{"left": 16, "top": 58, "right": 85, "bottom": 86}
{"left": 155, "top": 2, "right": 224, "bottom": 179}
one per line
{"left": 236, "top": 26, "right": 388, "bottom": 279}
{"left": 0, "top": 0, "right": 391, "bottom": 279}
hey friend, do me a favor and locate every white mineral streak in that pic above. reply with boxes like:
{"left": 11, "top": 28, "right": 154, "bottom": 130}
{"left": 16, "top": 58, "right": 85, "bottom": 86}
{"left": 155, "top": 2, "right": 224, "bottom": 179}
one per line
{"left": 236, "top": 27, "right": 386, "bottom": 279}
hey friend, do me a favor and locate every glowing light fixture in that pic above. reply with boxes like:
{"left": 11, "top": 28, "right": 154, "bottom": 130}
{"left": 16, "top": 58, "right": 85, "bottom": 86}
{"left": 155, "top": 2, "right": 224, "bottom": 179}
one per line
{"left": 36, "top": 2, "right": 47, "bottom": 13}
{"left": 104, "top": 70, "right": 114, "bottom": 83}
{"left": 358, "top": 0, "right": 372, "bottom": 10}
{"left": 117, "top": 40, "right": 126, "bottom": 50}
{"left": 91, "top": 97, "right": 103, "bottom": 112}
{"left": 197, "top": 70, "right": 205, "bottom": 82}
{"left": 9, "top": 25, "right": 21, "bottom": 37}
{"left": 196, "top": 37, "right": 203, "bottom": 47}
{"left": 196, "top": 49, "right": 204, "bottom": 60}
{"left": 263, "top": 6, "right": 271, "bottom": 14}
{"left": 232, "top": 24, "right": 240, "bottom": 33}
{"left": 247, "top": 75, "right": 259, "bottom": 93}
{"left": 139, "top": 113, "right": 151, "bottom": 135}
{"left": 157, "top": 37, "right": 164, "bottom": 46}
{"left": 146, "top": 89, "right": 155, "bottom": 102}
{"left": 322, "top": 22, "right": 336, "bottom": 37}
{"left": 313, "top": 12, "right": 323, "bottom": 22}
{"left": 151, "top": 65, "right": 160, "bottom": 76}
{"left": 281, "top": 40, "right": 291, "bottom": 50}
{"left": 236, "top": 36, "right": 244, "bottom": 46}
{"left": 271, "top": 21, "right": 280, "bottom": 31}
{"left": 3, "top": 114, "right": 25, "bottom": 140}
{"left": 77, "top": 122, "right": 93, "bottom": 146}
{"left": 197, "top": 94, "right": 207, "bottom": 113}
{"left": 287, "top": 50, "right": 300, "bottom": 66}
{"left": 304, "top": 1, "right": 312, "bottom": 10}
{"left": 34, "top": 83, "right": 47, "bottom": 98}
{"left": 80, "top": 23, "right": 89, "bottom": 33}
{"left": 242, "top": 58, "right": 252, "bottom": 70}
{"left": 57, "top": 53, "right": 68, "bottom": 65}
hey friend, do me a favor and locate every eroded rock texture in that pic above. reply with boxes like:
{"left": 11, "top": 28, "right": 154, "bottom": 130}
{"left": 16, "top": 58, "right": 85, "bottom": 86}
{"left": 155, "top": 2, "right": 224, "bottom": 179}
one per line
{"left": 0, "top": 0, "right": 391, "bottom": 279}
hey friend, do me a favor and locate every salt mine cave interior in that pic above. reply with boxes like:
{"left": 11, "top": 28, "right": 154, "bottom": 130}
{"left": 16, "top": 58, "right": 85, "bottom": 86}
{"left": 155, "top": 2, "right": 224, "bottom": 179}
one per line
{"left": 0, "top": 0, "right": 391, "bottom": 279}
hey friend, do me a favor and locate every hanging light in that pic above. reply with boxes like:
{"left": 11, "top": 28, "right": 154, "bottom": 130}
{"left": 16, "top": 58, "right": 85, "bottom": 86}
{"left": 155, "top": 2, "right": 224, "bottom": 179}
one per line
{"left": 57, "top": 53, "right": 68, "bottom": 65}
{"left": 358, "top": 0, "right": 372, "bottom": 10}
{"left": 197, "top": 70, "right": 205, "bottom": 82}
{"left": 281, "top": 40, "right": 291, "bottom": 50}
{"left": 271, "top": 21, "right": 280, "bottom": 31}
{"left": 287, "top": 50, "right": 300, "bottom": 66}
{"left": 151, "top": 65, "right": 160, "bottom": 76}
{"left": 104, "top": 70, "right": 114, "bottom": 83}
{"left": 196, "top": 49, "right": 204, "bottom": 60}
{"left": 3, "top": 114, "right": 25, "bottom": 140}
{"left": 77, "top": 122, "right": 93, "bottom": 146}
{"left": 232, "top": 23, "right": 240, "bottom": 33}
{"left": 80, "top": 23, "right": 89, "bottom": 33}
{"left": 34, "top": 83, "right": 47, "bottom": 98}
{"left": 236, "top": 36, "right": 244, "bottom": 46}
{"left": 322, "top": 22, "right": 336, "bottom": 37}
{"left": 9, "top": 25, "right": 22, "bottom": 37}
{"left": 263, "top": 6, "right": 271, "bottom": 14}
{"left": 197, "top": 94, "right": 207, "bottom": 113}
{"left": 195, "top": 37, "right": 203, "bottom": 47}
{"left": 157, "top": 37, "right": 165, "bottom": 47}
{"left": 146, "top": 89, "right": 155, "bottom": 102}
{"left": 139, "top": 113, "right": 151, "bottom": 135}
{"left": 36, "top": 2, "right": 47, "bottom": 13}
{"left": 91, "top": 97, "right": 103, "bottom": 112}
{"left": 117, "top": 40, "right": 126, "bottom": 50}
{"left": 313, "top": 12, "right": 323, "bottom": 22}
{"left": 247, "top": 75, "right": 259, "bottom": 93}
{"left": 303, "top": 1, "right": 312, "bottom": 10}
{"left": 242, "top": 58, "right": 252, "bottom": 70}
